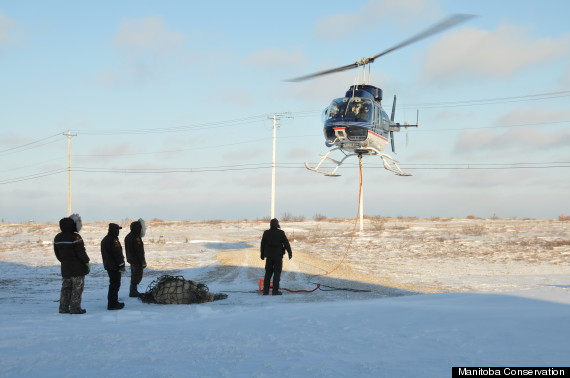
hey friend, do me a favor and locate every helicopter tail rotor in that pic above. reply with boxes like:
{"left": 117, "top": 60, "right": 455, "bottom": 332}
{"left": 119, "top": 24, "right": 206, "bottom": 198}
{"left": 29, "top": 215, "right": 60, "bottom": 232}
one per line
{"left": 390, "top": 95, "right": 397, "bottom": 153}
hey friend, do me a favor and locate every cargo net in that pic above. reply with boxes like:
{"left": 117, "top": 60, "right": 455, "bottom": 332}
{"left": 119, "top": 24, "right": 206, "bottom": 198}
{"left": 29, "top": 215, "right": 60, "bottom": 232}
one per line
{"left": 140, "top": 275, "right": 228, "bottom": 304}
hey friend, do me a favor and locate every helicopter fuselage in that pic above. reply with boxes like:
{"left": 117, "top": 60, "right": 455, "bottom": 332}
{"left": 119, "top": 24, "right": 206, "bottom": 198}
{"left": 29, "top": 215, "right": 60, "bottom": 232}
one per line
{"left": 322, "top": 85, "right": 391, "bottom": 155}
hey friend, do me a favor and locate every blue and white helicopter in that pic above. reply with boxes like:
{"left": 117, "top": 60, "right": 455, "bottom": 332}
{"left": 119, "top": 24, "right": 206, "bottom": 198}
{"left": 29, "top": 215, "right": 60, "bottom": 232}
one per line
{"left": 289, "top": 14, "right": 475, "bottom": 177}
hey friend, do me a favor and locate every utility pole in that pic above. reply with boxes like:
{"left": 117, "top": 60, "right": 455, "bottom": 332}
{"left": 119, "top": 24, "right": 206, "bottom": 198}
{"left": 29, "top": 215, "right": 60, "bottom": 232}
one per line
{"left": 268, "top": 113, "right": 291, "bottom": 220}
{"left": 63, "top": 131, "right": 77, "bottom": 216}
{"left": 358, "top": 154, "right": 364, "bottom": 232}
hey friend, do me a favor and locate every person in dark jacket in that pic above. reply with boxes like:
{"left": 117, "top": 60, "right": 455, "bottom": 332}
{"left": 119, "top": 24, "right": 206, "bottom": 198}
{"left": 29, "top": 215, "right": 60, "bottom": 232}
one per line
{"left": 53, "top": 213, "right": 90, "bottom": 314}
{"left": 260, "top": 218, "right": 292, "bottom": 295}
{"left": 101, "top": 223, "right": 126, "bottom": 310}
{"left": 125, "top": 218, "right": 147, "bottom": 297}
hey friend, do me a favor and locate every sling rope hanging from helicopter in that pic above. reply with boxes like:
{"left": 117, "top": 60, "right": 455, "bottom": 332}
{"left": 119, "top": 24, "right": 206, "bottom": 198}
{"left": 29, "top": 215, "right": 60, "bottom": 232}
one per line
{"left": 302, "top": 153, "right": 372, "bottom": 293}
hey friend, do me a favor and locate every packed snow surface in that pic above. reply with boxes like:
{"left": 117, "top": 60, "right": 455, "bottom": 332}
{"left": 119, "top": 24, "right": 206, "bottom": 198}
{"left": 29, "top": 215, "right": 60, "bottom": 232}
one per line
{"left": 1, "top": 218, "right": 569, "bottom": 377}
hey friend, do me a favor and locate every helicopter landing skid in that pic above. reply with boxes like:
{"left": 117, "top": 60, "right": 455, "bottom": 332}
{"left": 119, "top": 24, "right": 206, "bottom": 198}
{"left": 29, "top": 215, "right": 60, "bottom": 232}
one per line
{"left": 305, "top": 147, "right": 411, "bottom": 177}
{"left": 304, "top": 148, "right": 356, "bottom": 177}
{"left": 375, "top": 151, "right": 411, "bottom": 177}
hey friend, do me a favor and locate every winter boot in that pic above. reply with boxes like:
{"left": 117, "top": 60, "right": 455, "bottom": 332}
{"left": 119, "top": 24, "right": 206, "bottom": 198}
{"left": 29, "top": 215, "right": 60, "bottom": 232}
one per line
{"left": 70, "top": 308, "right": 87, "bottom": 314}
{"left": 129, "top": 284, "right": 141, "bottom": 298}
{"left": 108, "top": 302, "right": 125, "bottom": 310}
{"left": 272, "top": 290, "right": 283, "bottom": 296}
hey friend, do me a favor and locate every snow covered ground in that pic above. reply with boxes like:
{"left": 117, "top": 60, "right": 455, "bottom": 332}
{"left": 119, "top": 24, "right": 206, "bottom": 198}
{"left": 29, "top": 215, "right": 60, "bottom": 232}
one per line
{"left": 0, "top": 218, "right": 569, "bottom": 377}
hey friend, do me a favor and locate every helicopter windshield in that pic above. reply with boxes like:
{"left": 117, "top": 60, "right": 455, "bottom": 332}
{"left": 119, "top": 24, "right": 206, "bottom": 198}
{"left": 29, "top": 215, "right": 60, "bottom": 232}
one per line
{"left": 326, "top": 98, "right": 373, "bottom": 122}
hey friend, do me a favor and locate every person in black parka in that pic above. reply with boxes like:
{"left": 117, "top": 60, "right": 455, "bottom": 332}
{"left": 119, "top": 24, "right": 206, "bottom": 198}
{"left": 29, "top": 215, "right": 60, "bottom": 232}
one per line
{"left": 101, "top": 223, "right": 126, "bottom": 310}
{"left": 260, "top": 218, "right": 292, "bottom": 295}
{"left": 53, "top": 214, "right": 90, "bottom": 314}
{"left": 125, "top": 218, "right": 147, "bottom": 297}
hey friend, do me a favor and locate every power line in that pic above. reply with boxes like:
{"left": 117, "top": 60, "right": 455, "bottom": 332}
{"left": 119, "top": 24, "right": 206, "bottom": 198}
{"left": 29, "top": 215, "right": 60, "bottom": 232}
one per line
{"left": 399, "top": 90, "right": 570, "bottom": 109}
{"left": 403, "top": 164, "right": 570, "bottom": 170}
{"left": 0, "top": 157, "right": 64, "bottom": 173}
{"left": 0, "top": 134, "right": 62, "bottom": 156}
{"left": 417, "top": 120, "right": 570, "bottom": 132}
{"left": 72, "top": 163, "right": 273, "bottom": 174}
{"left": 0, "top": 168, "right": 67, "bottom": 185}
{"left": 74, "top": 137, "right": 273, "bottom": 158}
{"left": 73, "top": 134, "right": 322, "bottom": 158}
{"left": 69, "top": 114, "right": 270, "bottom": 136}
{"left": 326, "top": 161, "right": 570, "bottom": 169}
{"left": 68, "top": 111, "right": 319, "bottom": 136}
{"left": 2, "top": 161, "right": 569, "bottom": 185}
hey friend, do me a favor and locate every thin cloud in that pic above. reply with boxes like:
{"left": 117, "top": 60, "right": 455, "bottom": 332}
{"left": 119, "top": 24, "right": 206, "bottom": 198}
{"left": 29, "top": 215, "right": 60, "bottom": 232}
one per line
{"left": 216, "top": 89, "right": 255, "bottom": 107}
{"left": 422, "top": 24, "right": 570, "bottom": 84}
{"left": 454, "top": 127, "right": 570, "bottom": 156}
{"left": 495, "top": 108, "right": 570, "bottom": 126}
{"left": 113, "top": 16, "right": 184, "bottom": 56}
{"left": 453, "top": 107, "right": 570, "bottom": 156}
{"left": 407, "top": 149, "right": 440, "bottom": 162}
{"left": 97, "top": 16, "right": 185, "bottom": 87}
{"left": 558, "top": 62, "right": 570, "bottom": 88}
{"left": 454, "top": 108, "right": 570, "bottom": 157}
{"left": 85, "top": 143, "right": 140, "bottom": 157}
{"left": 223, "top": 148, "right": 264, "bottom": 162}
{"left": 315, "top": 0, "right": 438, "bottom": 40}
{"left": 243, "top": 47, "right": 305, "bottom": 69}
{"left": 0, "top": 11, "right": 24, "bottom": 51}
{"left": 0, "top": 11, "right": 15, "bottom": 45}
{"left": 96, "top": 67, "right": 122, "bottom": 87}
{"left": 286, "top": 148, "right": 313, "bottom": 160}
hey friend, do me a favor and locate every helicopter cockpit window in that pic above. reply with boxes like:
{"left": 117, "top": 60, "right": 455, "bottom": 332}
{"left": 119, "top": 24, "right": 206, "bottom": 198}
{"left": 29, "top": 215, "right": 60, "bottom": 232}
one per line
{"left": 357, "top": 102, "right": 372, "bottom": 121}
{"left": 326, "top": 99, "right": 347, "bottom": 120}
{"left": 326, "top": 98, "right": 373, "bottom": 122}
{"left": 347, "top": 98, "right": 373, "bottom": 122}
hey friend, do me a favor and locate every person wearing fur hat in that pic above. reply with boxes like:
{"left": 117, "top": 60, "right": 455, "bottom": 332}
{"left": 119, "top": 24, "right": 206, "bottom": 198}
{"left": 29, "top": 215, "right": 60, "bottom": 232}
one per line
{"left": 101, "top": 223, "right": 126, "bottom": 310}
{"left": 53, "top": 213, "right": 90, "bottom": 314}
{"left": 125, "top": 218, "right": 147, "bottom": 297}
{"left": 260, "top": 218, "right": 292, "bottom": 296}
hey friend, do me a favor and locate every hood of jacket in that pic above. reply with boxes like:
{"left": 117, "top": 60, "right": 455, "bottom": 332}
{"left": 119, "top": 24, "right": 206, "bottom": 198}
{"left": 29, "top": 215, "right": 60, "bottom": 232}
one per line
{"left": 108, "top": 223, "right": 122, "bottom": 238}
{"left": 69, "top": 213, "right": 82, "bottom": 232}
{"left": 130, "top": 218, "right": 146, "bottom": 237}
{"left": 270, "top": 218, "right": 280, "bottom": 229}
{"left": 59, "top": 217, "right": 76, "bottom": 233}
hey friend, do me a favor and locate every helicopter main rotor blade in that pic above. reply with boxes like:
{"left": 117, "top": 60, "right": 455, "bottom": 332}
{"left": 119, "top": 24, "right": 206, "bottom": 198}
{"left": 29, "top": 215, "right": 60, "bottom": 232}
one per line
{"left": 286, "top": 62, "right": 358, "bottom": 82}
{"left": 368, "top": 13, "right": 476, "bottom": 63}
{"left": 286, "top": 13, "right": 475, "bottom": 83}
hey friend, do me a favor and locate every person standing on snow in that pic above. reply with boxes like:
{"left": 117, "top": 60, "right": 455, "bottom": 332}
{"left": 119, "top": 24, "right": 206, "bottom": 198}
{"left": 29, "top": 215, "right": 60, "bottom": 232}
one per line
{"left": 125, "top": 218, "right": 147, "bottom": 297}
{"left": 260, "top": 218, "right": 292, "bottom": 296}
{"left": 101, "top": 223, "right": 126, "bottom": 310}
{"left": 53, "top": 213, "right": 90, "bottom": 314}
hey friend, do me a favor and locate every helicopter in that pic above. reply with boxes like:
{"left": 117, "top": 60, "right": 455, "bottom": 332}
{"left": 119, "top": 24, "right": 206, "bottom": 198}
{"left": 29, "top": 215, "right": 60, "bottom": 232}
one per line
{"left": 288, "top": 14, "right": 475, "bottom": 177}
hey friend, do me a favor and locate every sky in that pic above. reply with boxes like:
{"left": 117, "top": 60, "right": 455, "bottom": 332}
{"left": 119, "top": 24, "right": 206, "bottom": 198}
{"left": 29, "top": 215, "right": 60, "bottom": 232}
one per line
{"left": 1, "top": 0, "right": 569, "bottom": 223}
